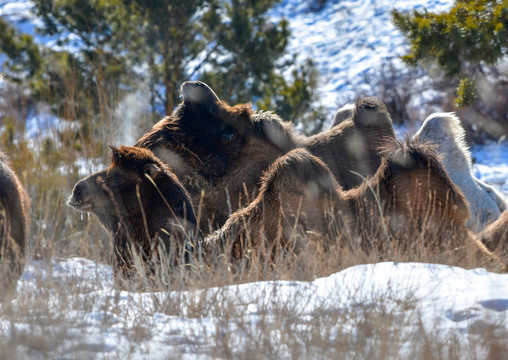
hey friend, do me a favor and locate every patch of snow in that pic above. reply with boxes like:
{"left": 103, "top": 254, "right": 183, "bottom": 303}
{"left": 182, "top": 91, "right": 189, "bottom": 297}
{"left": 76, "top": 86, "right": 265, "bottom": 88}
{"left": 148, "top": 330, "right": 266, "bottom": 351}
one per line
{"left": 473, "top": 142, "right": 508, "bottom": 197}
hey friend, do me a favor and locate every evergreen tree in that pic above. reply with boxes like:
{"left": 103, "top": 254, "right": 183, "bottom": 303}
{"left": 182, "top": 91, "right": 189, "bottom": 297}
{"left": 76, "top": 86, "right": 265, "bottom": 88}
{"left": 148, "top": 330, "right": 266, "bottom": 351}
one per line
{"left": 256, "top": 58, "right": 326, "bottom": 135}
{"left": 201, "top": 0, "right": 326, "bottom": 133}
{"left": 392, "top": 0, "right": 508, "bottom": 106}
{"left": 32, "top": 0, "right": 134, "bottom": 117}
{"left": 0, "top": 18, "right": 41, "bottom": 81}
{"left": 5, "top": 0, "right": 325, "bottom": 134}
{"left": 200, "top": 0, "right": 290, "bottom": 103}
{"left": 0, "top": 18, "right": 89, "bottom": 120}
{"left": 121, "top": 0, "right": 214, "bottom": 115}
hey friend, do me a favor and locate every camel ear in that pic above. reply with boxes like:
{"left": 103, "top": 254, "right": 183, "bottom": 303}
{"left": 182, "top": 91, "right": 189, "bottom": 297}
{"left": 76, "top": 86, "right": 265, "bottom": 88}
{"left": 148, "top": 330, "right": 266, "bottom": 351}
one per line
{"left": 143, "top": 163, "right": 162, "bottom": 179}
{"left": 109, "top": 144, "right": 123, "bottom": 162}
{"left": 181, "top": 81, "right": 220, "bottom": 107}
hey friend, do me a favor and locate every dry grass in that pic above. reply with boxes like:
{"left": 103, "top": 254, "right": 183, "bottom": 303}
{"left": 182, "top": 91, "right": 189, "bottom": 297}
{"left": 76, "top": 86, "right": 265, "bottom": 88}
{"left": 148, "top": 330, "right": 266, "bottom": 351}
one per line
{"left": 0, "top": 78, "right": 507, "bottom": 359}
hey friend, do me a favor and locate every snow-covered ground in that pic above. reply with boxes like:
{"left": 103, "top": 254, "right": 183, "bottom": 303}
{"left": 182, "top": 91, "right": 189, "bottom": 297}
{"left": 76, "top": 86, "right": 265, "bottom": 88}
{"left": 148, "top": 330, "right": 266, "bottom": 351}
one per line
{"left": 1, "top": 257, "right": 506, "bottom": 358}
{"left": 2, "top": 0, "right": 508, "bottom": 358}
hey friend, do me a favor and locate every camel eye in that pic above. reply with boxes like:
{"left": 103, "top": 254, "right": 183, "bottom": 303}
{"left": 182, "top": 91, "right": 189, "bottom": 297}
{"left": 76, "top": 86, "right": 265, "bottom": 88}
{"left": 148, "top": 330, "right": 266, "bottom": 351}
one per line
{"left": 111, "top": 176, "right": 123, "bottom": 186}
{"left": 221, "top": 128, "right": 237, "bottom": 142}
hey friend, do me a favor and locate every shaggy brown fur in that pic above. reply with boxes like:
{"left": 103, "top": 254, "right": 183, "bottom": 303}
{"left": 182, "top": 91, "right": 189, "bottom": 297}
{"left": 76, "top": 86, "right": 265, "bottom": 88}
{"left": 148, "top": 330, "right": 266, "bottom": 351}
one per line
{"left": 68, "top": 146, "right": 196, "bottom": 282}
{"left": 208, "top": 140, "right": 501, "bottom": 270}
{"left": 342, "top": 139, "right": 471, "bottom": 255}
{"left": 204, "top": 148, "right": 346, "bottom": 266}
{"left": 0, "top": 150, "right": 30, "bottom": 296}
{"left": 135, "top": 81, "right": 396, "bottom": 231}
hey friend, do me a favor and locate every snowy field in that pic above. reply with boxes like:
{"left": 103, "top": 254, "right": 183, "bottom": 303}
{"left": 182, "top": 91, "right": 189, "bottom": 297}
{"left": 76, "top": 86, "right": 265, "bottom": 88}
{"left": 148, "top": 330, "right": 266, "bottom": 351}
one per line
{"left": 1, "top": 257, "right": 506, "bottom": 358}
{"left": 473, "top": 143, "right": 508, "bottom": 195}
{"left": 2, "top": 0, "right": 508, "bottom": 358}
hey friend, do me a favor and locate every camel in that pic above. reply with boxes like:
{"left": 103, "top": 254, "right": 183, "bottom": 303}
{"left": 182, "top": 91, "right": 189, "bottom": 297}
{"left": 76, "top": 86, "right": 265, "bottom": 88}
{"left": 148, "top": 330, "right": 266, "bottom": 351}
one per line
{"left": 414, "top": 112, "right": 507, "bottom": 231}
{"left": 480, "top": 208, "right": 508, "bottom": 266}
{"left": 68, "top": 146, "right": 196, "bottom": 283}
{"left": 0, "top": 150, "right": 30, "bottom": 296}
{"left": 208, "top": 139, "right": 501, "bottom": 270}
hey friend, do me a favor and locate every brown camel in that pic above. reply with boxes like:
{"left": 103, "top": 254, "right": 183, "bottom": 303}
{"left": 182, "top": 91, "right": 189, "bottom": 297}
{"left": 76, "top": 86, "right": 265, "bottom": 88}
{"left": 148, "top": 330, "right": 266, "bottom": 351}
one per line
{"left": 0, "top": 150, "right": 31, "bottom": 296}
{"left": 68, "top": 146, "right": 196, "bottom": 283}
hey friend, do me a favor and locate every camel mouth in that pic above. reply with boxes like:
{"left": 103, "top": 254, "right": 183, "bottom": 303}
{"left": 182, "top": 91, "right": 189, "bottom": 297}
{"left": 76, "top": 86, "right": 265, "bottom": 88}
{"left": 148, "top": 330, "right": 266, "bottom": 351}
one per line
{"left": 67, "top": 196, "right": 94, "bottom": 212}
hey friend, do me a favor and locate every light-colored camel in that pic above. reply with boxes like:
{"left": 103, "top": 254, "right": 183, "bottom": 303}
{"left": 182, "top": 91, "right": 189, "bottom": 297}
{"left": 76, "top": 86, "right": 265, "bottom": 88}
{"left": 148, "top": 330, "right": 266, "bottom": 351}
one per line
{"left": 414, "top": 112, "right": 507, "bottom": 231}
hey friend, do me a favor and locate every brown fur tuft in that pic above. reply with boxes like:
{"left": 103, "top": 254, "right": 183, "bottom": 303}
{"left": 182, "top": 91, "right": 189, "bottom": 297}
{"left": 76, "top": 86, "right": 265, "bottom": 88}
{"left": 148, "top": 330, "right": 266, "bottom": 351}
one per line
{"left": 480, "top": 209, "right": 508, "bottom": 267}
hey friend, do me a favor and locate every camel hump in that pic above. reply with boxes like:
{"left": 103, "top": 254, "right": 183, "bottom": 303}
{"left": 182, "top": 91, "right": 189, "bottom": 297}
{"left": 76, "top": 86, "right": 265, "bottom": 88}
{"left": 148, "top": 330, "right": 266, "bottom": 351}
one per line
{"left": 419, "top": 112, "right": 464, "bottom": 138}
{"left": 353, "top": 97, "right": 393, "bottom": 129}
{"left": 261, "top": 148, "right": 338, "bottom": 197}
{"left": 416, "top": 112, "right": 471, "bottom": 163}
{"left": 181, "top": 81, "right": 220, "bottom": 107}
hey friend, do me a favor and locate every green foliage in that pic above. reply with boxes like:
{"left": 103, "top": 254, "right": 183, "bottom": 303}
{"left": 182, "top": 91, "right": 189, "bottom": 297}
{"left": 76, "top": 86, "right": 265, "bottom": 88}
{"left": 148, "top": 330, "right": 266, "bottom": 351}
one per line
{"left": 0, "top": 18, "right": 42, "bottom": 81}
{"left": 257, "top": 58, "right": 327, "bottom": 135}
{"left": 393, "top": 0, "right": 508, "bottom": 78}
{"left": 0, "top": 19, "right": 91, "bottom": 119}
{"left": 120, "top": 0, "right": 212, "bottom": 114}
{"left": 32, "top": 0, "right": 304, "bottom": 117}
{"left": 32, "top": 0, "right": 135, "bottom": 112}
{"left": 455, "top": 77, "right": 477, "bottom": 107}
{"left": 34, "top": 0, "right": 125, "bottom": 48}
{"left": 393, "top": 0, "right": 508, "bottom": 120}
{"left": 393, "top": 0, "right": 508, "bottom": 139}
{"left": 201, "top": 0, "right": 289, "bottom": 103}
{"left": 200, "top": 0, "right": 326, "bottom": 133}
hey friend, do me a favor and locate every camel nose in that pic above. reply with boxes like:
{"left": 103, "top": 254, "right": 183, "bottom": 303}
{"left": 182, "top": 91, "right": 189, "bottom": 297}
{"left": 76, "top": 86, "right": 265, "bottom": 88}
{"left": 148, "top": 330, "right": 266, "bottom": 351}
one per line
{"left": 68, "top": 180, "right": 89, "bottom": 205}
{"left": 74, "top": 181, "right": 87, "bottom": 196}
